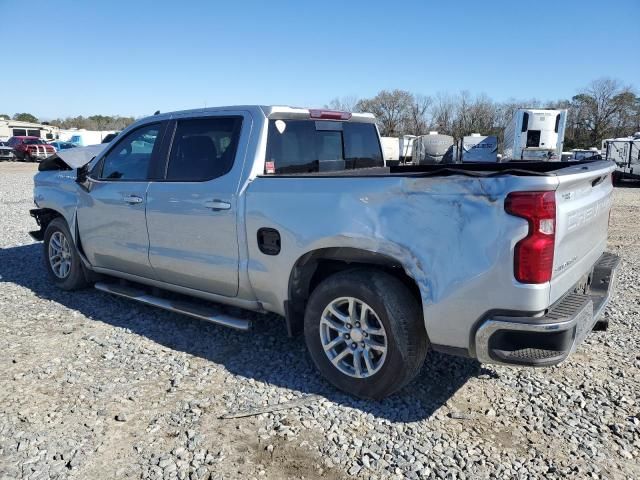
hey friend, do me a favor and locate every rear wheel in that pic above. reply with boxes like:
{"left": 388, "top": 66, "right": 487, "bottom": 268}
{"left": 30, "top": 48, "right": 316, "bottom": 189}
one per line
{"left": 43, "top": 218, "right": 89, "bottom": 290}
{"left": 24, "top": 152, "right": 32, "bottom": 162}
{"left": 304, "top": 269, "right": 428, "bottom": 399}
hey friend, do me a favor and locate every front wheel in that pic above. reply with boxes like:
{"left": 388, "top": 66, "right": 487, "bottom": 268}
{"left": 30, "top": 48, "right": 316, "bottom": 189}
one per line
{"left": 304, "top": 269, "right": 428, "bottom": 399}
{"left": 43, "top": 218, "right": 89, "bottom": 290}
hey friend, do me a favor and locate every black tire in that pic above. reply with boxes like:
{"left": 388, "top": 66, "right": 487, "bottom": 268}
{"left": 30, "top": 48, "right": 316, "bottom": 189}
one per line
{"left": 24, "top": 152, "right": 32, "bottom": 162}
{"left": 43, "top": 217, "right": 89, "bottom": 290}
{"left": 304, "top": 269, "right": 428, "bottom": 399}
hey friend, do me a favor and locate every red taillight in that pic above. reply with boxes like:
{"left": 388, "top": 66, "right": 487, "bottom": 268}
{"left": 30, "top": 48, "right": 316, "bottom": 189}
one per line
{"left": 309, "top": 109, "right": 352, "bottom": 120}
{"left": 505, "top": 191, "right": 556, "bottom": 284}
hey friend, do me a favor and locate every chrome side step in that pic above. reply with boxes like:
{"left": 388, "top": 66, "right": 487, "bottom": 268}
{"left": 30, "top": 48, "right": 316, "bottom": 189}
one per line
{"left": 94, "top": 282, "right": 251, "bottom": 331}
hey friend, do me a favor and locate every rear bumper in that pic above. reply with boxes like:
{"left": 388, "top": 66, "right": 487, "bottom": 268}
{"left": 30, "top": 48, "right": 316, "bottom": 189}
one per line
{"left": 474, "top": 252, "right": 620, "bottom": 366}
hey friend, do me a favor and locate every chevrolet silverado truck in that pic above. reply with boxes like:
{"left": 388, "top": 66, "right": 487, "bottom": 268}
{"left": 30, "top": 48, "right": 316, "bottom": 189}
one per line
{"left": 29, "top": 106, "right": 620, "bottom": 399}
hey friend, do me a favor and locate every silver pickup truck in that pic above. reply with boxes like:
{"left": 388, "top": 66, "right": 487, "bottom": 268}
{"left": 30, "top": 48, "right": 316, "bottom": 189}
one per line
{"left": 30, "top": 105, "right": 620, "bottom": 399}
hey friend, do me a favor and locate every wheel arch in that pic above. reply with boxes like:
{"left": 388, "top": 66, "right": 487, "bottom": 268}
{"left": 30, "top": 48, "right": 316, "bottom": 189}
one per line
{"left": 285, "top": 247, "right": 424, "bottom": 336}
{"left": 29, "top": 207, "right": 65, "bottom": 241}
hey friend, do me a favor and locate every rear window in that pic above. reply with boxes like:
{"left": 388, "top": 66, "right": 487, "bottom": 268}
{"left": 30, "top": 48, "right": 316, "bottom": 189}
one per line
{"left": 266, "top": 120, "right": 383, "bottom": 174}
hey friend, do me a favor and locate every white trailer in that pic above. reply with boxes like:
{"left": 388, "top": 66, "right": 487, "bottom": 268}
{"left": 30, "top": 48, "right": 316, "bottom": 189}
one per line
{"left": 503, "top": 108, "right": 567, "bottom": 161}
{"left": 399, "top": 135, "right": 416, "bottom": 162}
{"left": 0, "top": 120, "right": 59, "bottom": 142}
{"left": 602, "top": 133, "right": 640, "bottom": 181}
{"left": 380, "top": 135, "right": 416, "bottom": 165}
{"left": 569, "top": 148, "right": 601, "bottom": 161}
{"left": 64, "top": 129, "right": 117, "bottom": 146}
{"left": 413, "top": 131, "right": 455, "bottom": 164}
{"left": 381, "top": 137, "right": 400, "bottom": 163}
{"left": 458, "top": 133, "right": 498, "bottom": 162}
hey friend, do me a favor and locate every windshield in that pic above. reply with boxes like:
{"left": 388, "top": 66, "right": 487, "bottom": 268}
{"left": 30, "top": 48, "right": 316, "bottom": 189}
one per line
{"left": 266, "top": 120, "right": 383, "bottom": 174}
{"left": 24, "top": 138, "right": 44, "bottom": 145}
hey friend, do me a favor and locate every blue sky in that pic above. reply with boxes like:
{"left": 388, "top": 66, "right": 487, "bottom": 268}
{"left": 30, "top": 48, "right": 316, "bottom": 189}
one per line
{"left": 1, "top": 0, "right": 638, "bottom": 119}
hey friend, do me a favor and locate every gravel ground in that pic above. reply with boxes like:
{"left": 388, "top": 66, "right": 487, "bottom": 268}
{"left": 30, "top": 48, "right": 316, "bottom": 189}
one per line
{"left": 0, "top": 162, "right": 638, "bottom": 480}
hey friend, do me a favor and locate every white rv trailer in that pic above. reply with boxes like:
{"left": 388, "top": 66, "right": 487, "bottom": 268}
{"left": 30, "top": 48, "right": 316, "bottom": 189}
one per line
{"left": 412, "top": 131, "right": 455, "bottom": 164}
{"left": 602, "top": 133, "right": 640, "bottom": 181}
{"left": 399, "top": 135, "right": 416, "bottom": 162}
{"left": 380, "top": 137, "right": 400, "bottom": 163}
{"left": 569, "top": 148, "right": 601, "bottom": 160}
{"left": 380, "top": 135, "right": 416, "bottom": 165}
{"left": 503, "top": 108, "right": 567, "bottom": 161}
{"left": 0, "top": 120, "right": 60, "bottom": 142}
{"left": 458, "top": 133, "right": 498, "bottom": 162}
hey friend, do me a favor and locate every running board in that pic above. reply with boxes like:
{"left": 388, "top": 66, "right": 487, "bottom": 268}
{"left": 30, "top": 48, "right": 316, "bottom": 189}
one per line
{"left": 94, "top": 282, "right": 251, "bottom": 331}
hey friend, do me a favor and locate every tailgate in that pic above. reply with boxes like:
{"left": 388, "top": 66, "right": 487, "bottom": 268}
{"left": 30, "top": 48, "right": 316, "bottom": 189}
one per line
{"left": 550, "top": 160, "right": 616, "bottom": 304}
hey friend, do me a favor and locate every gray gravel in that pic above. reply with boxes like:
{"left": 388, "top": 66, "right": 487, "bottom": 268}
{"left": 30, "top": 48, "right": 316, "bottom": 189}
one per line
{"left": 0, "top": 162, "right": 638, "bottom": 479}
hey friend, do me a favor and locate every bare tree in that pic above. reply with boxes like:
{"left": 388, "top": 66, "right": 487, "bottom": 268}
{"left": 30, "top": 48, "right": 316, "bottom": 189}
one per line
{"left": 571, "top": 78, "right": 637, "bottom": 145}
{"left": 406, "top": 94, "right": 432, "bottom": 135}
{"left": 431, "top": 92, "right": 456, "bottom": 135}
{"left": 325, "top": 96, "right": 360, "bottom": 112}
{"left": 356, "top": 89, "right": 413, "bottom": 136}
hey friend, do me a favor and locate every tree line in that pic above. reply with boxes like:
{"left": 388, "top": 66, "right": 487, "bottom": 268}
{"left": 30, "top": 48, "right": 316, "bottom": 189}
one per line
{"left": 0, "top": 113, "right": 136, "bottom": 131}
{"left": 4, "top": 77, "right": 638, "bottom": 149}
{"left": 327, "top": 78, "right": 640, "bottom": 149}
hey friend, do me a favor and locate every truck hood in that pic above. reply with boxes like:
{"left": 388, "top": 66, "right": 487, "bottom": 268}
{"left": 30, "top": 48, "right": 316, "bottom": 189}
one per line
{"left": 54, "top": 144, "right": 106, "bottom": 169}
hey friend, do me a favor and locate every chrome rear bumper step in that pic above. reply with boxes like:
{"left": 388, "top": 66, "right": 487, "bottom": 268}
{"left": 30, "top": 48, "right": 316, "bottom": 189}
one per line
{"left": 94, "top": 282, "right": 251, "bottom": 331}
{"left": 474, "top": 251, "right": 620, "bottom": 366}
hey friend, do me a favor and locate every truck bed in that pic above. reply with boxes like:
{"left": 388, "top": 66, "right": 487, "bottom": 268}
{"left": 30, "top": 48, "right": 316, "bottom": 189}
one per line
{"left": 261, "top": 160, "right": 609, "bottom": 178}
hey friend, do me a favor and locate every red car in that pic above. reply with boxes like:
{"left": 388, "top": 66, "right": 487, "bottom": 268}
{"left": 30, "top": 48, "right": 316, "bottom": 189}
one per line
{"left": 7, "top": 136, "right": 56, "bottom": 162}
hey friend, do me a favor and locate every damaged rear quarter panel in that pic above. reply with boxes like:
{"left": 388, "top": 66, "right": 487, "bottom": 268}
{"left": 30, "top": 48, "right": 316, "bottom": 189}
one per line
{"left": 244, "top": 173, "right": 557, "bottom": 350}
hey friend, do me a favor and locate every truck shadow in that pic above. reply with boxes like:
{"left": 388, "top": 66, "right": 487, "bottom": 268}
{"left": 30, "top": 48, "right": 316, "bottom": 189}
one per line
{"left": 1, "top": 243, "right": 488, "bottom": 422}
{"left": 615, "top": 180, "right": 640, "bottom": 189}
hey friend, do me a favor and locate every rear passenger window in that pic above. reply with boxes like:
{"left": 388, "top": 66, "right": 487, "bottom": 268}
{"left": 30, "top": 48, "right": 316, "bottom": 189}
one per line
{"left": 165, "top": 117, "right": 242, "bottom": 182}
{"left": 100, "top": 124, "right": 161, "bottom": 180}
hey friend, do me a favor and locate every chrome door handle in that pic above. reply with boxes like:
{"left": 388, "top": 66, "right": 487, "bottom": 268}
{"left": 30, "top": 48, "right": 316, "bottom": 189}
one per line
{"left": 124, "top": 194, "right": 144, "bottom": 204}
{"left": 204, "top": 199, "right": 231, "bottom": 211}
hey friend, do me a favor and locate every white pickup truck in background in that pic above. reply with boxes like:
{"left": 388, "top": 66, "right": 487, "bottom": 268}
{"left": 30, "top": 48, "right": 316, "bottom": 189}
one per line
{"left": 31, "top": 106, "right": 620, "bottom": 399}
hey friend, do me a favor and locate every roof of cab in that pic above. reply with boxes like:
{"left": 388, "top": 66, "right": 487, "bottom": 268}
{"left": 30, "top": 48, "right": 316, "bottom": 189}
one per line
{"left": 137, "top": 105, "right": 376, "bottom": 124}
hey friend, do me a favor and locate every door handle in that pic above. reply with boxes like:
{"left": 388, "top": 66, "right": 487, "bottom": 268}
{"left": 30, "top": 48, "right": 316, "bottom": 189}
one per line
{"left": 123, "top": 194, "right": 144, "bottom": 205}
{"left": 204, "top": 199, "right": 231, "bottom": 211}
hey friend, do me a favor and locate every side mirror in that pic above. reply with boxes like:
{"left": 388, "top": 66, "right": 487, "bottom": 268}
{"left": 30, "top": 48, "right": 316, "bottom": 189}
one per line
{"left": 76, "top": 158, "right": 96, "bottom": 191}
{"left": 76, "top": 164, "right": 88, "bottom": 183}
